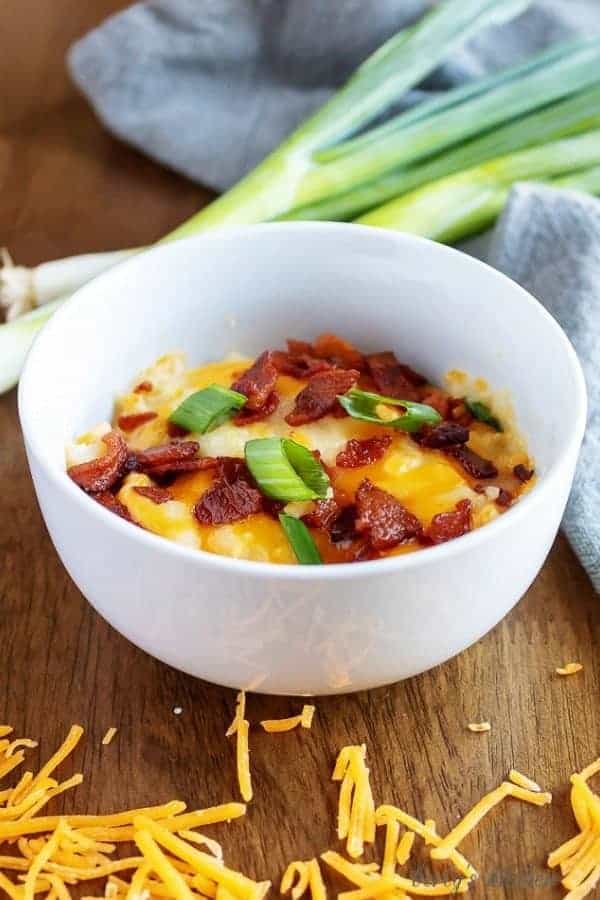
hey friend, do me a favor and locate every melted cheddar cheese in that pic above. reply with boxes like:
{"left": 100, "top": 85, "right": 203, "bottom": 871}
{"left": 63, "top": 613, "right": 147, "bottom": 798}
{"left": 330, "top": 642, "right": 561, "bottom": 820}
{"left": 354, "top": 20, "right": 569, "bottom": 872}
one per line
{"left": 67, "top": 353, "right": 534, "bottom": 564}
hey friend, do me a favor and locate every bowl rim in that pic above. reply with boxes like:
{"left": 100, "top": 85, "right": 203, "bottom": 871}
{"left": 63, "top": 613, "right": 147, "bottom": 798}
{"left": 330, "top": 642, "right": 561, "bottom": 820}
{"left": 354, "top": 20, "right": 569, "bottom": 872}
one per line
{"left": 18, "top": 222, "right": 588, "bottom": 582}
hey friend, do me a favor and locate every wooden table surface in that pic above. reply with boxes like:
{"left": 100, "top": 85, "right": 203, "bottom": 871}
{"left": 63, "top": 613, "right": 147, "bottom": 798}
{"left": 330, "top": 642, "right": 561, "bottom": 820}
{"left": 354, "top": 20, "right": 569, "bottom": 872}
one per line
{"left": 1, "top": 2, "right": 598, "bottom": 897}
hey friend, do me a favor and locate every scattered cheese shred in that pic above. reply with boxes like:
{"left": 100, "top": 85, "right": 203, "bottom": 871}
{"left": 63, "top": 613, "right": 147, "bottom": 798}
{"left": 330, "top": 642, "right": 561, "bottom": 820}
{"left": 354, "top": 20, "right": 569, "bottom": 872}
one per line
{"left": 332, "top": 745, "right": 375, "bottom": 859}
{"left": 102, "top": 728, "right": 118, "bottom": 747}
{"left": 396, "top": 832, "right": 415, "bottom": 866}
{"left": 0, "top": 721, "right": 563, "bottom": 900}
{"left": 430, "top": 780, "right": 551, "bottom": 862}
{"left": 467, "top": 722, "right": 491, "bottom": 733}
{"left": 227, "top": 693, "right": 253, "bottom": 803}
{"left": 548, "top": 758, "right": 600, "bottom": 899}
{"left": 509, "top": 770, "right": 542, "bottom": 792}
{"left": 556, "top": 663, "right": 584, "bottom": 676}
{"left": 261, "top": 705, "right": 316, "bottom": 733}
{"left": 375, "top": 806, "right": 477, "bottom": 881}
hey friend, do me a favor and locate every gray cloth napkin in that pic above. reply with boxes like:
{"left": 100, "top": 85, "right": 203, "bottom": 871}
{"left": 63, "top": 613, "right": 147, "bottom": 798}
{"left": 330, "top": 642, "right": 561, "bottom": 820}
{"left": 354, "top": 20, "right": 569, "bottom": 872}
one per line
{"left": 69, "top": 0, "right": 599, "bottom": 587}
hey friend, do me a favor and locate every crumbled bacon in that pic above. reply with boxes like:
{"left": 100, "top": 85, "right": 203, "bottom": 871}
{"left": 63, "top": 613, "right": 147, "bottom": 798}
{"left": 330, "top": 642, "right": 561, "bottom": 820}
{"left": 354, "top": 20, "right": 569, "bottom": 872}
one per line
{"left": 194, "top": 459, "right": 263, "bottom": 525}
{"left": 495, "top": 488, "right": 513, "bottom": 508}
{"left": 424, "top": 499, "right": 472, "bottom": 545}
{"left": 302, "top": 499, "right": 340, "bottom": 530}
{"left": 68, "top": 431, "right": 128, "bottom": 493}
{"left": 448, "top": 398, "right": 473, "bottom": 426}
{"left": 167, "top": 420, "right": 189, "bottom": 438}
{"left": 336, "top": 435, "right": 392, "bottom": 468}
{"left": 329, "top": 505, "right": 359, "bottom": 545}
{"left": 117, "top": 411, "right": 158, "bottom": 432}
{"left": 366, "top": 351, "right": 426, "bottom": 401}
{"left": 93, "top": 490, "right": 134, "bottom": 522}
{"left": 146, "top": 458, "right": 217, "bottom": 479}
{"left": 313, "top": 333, "right": 366, "bottom": 371}
{"left": 133, "top": 485, "right": 173, "bottom": 504}
{"left": 415, "top": 422, "right": 469, "bottom": 449}
{"left": 514, "top": 463, "right": 534, "bottom": 482}
{"left": 287, "top": 339, "right": 314, "bottom": 356}
{"left": 134, "top": 380, "right": 153, "bottom": 393}
{"left": 419, "top": 387, "right": 452, "bottom": 419}
{"left": 132, "top": 441, "right": 200, "bottom": 474}
{"left": 274, "top": 352, "right": 333, "bottom": 379}
{"left": 445, "top": 445, "right": 498, "bottom": 479}
{"left": 355, "top": 479, "right": 422, "bottom": 550}
{"left": 285, "top": 368, "right": 360, "bottom": 426}
{"left": 233, "top": 390, "right": 279, "bottom": 425}
{"left": 231, "top": 350, "right": 278, "bottom": 411}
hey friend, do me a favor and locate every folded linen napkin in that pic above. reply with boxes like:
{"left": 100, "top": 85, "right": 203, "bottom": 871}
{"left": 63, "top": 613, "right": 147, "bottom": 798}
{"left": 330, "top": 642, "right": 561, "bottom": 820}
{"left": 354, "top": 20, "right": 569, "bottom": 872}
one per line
{"left": 68, "top": 0, "right": 599, "bottom": 587}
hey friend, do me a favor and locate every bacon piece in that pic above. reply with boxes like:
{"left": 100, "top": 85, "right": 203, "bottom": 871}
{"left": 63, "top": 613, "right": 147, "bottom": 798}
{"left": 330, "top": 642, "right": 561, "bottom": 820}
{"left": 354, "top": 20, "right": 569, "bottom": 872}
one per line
{"left": 287, "top": 339, "right": 314, "bottom": 356}
{"left": 233, "top": 390, "right": 279, "bottom": 425}
{"left": 93, "top": 490, "right": 134, "bottom": 522}
{"left": 336, "top": 435, "right": 392, "bottom": 468}
{"left": 274, "top": 352, "right": 333, "bottom": 379}
{"left": 68, "top": 431, "right": 128, "bottom": 494}
{"left": 355, "top": 479, "right": 422, "bottom": 550}
{"left": 132, "top": 441, "right": 200, "bottom": 474}
{"left": 366, "top": 351, "right": 426, "bottom": 401}
{"left": 424, "top": 499, "right": 472, "bottom": 545}
{"left": 514, "top": 463, "right": 534, "bottom": 482}
{"left": 495, "top": 488, "right": 513, "bottom": 508}
{"left": 133, "top": 485, "right": 173, "bottom": 504}
{"left": 134, "top": 380, "right": 153, "bottom": 393}
{"left": 194, "top": 460, "right": 263, "bottom": 525}
{"left": 147, "top": 458, "right": 217, "bottom": 479}
{"left": 167, "top": 420, "right": 189, "bottom": 438}
{"left": 313, "top": 333, "right": 366, "bottom": 371}
{"left": 231, "top": 350, "right": 278, "bottom": 411}
{"left": 445, "top": 445, "right": 498, "bottom": 479}
{"left": 285, "top": 368, "right": 360, "bottom": 426}
{"left": 415, "top": 422, "right": 469, "bottom": 449}
{"left": 302, "top": 499, "right": 340, "bottom": 530}
{"left": 329, "top": 505, "right": 359, "bottom": 545}
{"left": 117, "top": 411, "right": 158, "bottom": 432}
{"left": 448, "top": 398, "right": 473, "bottom": 426}
{"left": 419, "top": 387, "right": 452, "bottom": 419}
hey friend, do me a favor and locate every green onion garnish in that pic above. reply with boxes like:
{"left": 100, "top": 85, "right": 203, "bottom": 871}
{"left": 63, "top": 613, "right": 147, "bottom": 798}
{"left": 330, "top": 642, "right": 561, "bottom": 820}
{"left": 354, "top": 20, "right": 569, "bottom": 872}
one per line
{"left": 338, "top": 388, "right": 442, "bottom": 432}
{"left": 245, "top": 438, "right": 331, "bottom": 501}
{"left": 279, "top": 514, "right": 323, "bottom": 565}
{"left": 465, "top": 398, "right": 503, "bottom": 431}
{"left": 169, "top": 384, "right": 247, "bottom": 434}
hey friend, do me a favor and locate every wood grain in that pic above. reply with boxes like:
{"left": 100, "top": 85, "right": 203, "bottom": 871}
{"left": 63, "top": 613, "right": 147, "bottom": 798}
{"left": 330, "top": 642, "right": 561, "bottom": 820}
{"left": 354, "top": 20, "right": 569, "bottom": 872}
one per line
{"left": 0, "top": 2, "right": 598, "bottom": 897}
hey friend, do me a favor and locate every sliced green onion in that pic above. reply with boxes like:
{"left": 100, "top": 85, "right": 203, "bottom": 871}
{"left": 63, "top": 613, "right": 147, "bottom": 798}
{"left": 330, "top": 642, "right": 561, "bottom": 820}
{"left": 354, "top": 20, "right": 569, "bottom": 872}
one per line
{"left": 245, "top": 438, "right": 331, "bottom": 501}
{"left": 465, "top": 399, "right": 503, "bottom": 432}
{"left": 169, "top": 384, "right": 246, "bottom": 433}
{"left": 279, "top": 514, "right": 323, "bottom": 565}
{"left": 338, "top": 388, "right": 441, "bottom": 432}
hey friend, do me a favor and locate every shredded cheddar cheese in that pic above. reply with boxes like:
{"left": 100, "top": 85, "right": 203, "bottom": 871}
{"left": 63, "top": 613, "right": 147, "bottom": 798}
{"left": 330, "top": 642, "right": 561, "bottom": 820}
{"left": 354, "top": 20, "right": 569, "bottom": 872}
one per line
{"left": 509, "top": 770, "right": 542, "bottom": 793}
{"left": 333, "top": 745, "right": 376, "bottom": 859}
{"left": 0, "top": 718, "right": 563, "bottom": 900}
{"left": 261, "top": 705, "right": 316, "bottom": 733}
{"left": 102, "top": 727, "right": 118, "bottom": 747}
{"left": 227, "top": 692, "right": 253, "bottom": 803}
{"left": 396, "top": 832, "right": 415, "bottom": 866}
{"left": 430, "top": 781, "right": 551, "bottom": 862}
{"left": 467, "top": 722, "right": 491, "bottom": 733}
{"left": 556, "top": 663, "right": 584, "bottom": 676}
{"left": 281, "top": 860, "right": 310, "bottom": 899}
{"left": 548, "top": 758, "right": 600, "bottom": 899}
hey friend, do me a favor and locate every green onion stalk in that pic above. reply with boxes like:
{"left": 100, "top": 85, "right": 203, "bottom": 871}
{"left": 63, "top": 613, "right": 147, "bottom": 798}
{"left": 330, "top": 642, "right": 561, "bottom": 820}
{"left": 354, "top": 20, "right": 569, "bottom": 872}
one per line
{"left": 3, "top": 0, "right": 600, "bottom": 395}
{"left": 356, "top": 130, "right": 600, "bottom": 243}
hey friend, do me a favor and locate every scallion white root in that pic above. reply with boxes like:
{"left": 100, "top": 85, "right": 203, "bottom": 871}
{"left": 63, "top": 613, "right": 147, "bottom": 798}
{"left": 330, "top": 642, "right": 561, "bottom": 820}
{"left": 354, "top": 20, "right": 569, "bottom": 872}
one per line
{"left": 0, "top": 248, "right": 139, "bottom": 322}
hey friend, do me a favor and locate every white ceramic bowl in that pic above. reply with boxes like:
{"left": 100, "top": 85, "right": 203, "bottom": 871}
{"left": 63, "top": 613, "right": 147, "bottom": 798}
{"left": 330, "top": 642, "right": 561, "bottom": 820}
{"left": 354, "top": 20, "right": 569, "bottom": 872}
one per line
{"left": 19, "top": 224, "right": 586, "bottom": 695}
